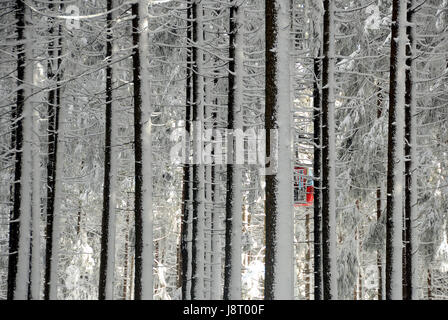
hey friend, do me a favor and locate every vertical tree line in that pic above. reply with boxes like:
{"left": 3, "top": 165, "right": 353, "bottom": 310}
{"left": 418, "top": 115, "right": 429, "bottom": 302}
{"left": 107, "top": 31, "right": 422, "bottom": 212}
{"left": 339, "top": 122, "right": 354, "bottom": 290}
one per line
{"left": 321, "top": 0, "right": 338, "bottom": 300}
{"left": 386, "top": 0, "right": 407, "bottom": 300}
{"left": 313, "top": 53, "right": 322, "bottom": 300}
{"left": 180, "top": 0, "right": 193, "bottom": 300}
{"left": 99, "top": 0, "right": 118, "bottom": 301}
{"left": 131, "top": 0, "right": 154, "bottom": 300}
{"left": 44, "top": 0, "right": 66, "bottom": 300}
{"left": 264, "top": 0, "right": 294, "bottom": 300}
{"left": 403, "top": 0, "right": 418, "bottom": 301}
{"left": 190, "top": 0, "right": 205, "bottom": 300}
{"left": 224, "top": 0, "right": 243, "bottom": 300}
{"left": 7, "top": 0, "right": 32, "bottom": 300}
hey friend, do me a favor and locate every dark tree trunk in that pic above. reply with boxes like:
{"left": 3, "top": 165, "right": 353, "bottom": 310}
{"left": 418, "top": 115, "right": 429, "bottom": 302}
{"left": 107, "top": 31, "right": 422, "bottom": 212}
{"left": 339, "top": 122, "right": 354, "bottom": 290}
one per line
{"left": 7, "top": 0, "right": 26, "bottom": 300}
{"left": 224, "top": 1, "right": 240, "bottom": 300}
{"left": 404, "top": 0, "right": 415, "bottom": 301}
{"left": 180, "top": 0, "right": 193, "bottom": 300}
{"left": 131, "top": 1, "right": 144, "bottom": 300}
{"left": 313, "top": 55, "right": 322, "bottom": 300}
{"left": 264, "top": 0, "right": 294, "bottom": 300}
{"left": 44, "top": 0, "right": 62, "bottom": 300}
{"left": 321, "top": 0, "right": 337, "bottom": 300}
{"left": 386, "top": 0, "right": 406, "bottom": 300}
{"left": 264, "top": 0, "right": 278, "bottom": 300}
{"left": 190, "top": 0, "right": 198, "bottom": 300}
{"left": 99, "top": 0, "right": 115, "bottom": 300}
{"left": 377, "top": 84, "right": 383, "bottom": 300}
{"left": 210, "top": 108, "right": 220, "bottom": 299}
{"left": 190, "top": 0, "right": 203, "bottom": 300}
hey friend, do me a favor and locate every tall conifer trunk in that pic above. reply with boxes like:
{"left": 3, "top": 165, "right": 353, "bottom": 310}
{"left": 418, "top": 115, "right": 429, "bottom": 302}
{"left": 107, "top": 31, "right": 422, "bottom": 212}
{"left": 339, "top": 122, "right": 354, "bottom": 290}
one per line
{"left": 224, "top": 0, "right": 243, "bottom": 300}
{"left": 404, "top": 0, "right": 418, "bottom": 300}
{"left": 321, "top": 0, "right": 338, "bottom": 300}
{"left": 180, "top": 1, "right": 193, "bottom": 300}
{"left": 191, "top": 0, "right": 205, "bottom": 300}
{"left": 265, "top": 0, "right": 294, "bottom": 300}
{"left": 386, "top": 0, "right": 407, "bottom": 300}
{"left": 44, "top": 1, "right": 65, "bottom": 300}
{"left": 99, "top": 0, "right": 118, "bottom": 300}
{"left": 313, "top": 55, "right": 322, "bottom": 300}
{"left": 132, "top": 0, "right": 154, "bottom": 300}
{"left": 8, "top": 0, "right": 33, "bottom": 300}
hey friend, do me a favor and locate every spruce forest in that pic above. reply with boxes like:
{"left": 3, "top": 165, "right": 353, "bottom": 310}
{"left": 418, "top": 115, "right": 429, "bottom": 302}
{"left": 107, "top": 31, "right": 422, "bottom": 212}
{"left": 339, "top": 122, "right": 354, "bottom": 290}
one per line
{"left": 0, "top": 0, "right": 447, "bottom": 300}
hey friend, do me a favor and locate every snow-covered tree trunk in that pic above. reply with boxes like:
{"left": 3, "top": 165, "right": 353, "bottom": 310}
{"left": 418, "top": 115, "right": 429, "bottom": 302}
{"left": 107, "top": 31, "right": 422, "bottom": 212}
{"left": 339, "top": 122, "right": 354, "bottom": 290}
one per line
{"left": 132, "top": 0, "right": 154, "bottom": 300}
{"left": 404, "top": 0, "right": 418, "bottom": 300}
{"left": 204, "top": 131, "right": 212, "bottom": 300}
{"left": 186, "top": 170, "right": 193, "bottom": 298}
{"left": 210, "top": 151, "right": 221, "bottom": 300}
{"left": 180, "top": 1, "right": 193, "bottom": 300}
{"left": 47, "top": 70, "right": 65, "bottom": 301}
{"left": 376, "top": 85, "right": 384, "bottom": 301}
{"left": 313, "top": 54, "right": 322, "bottom": 301}
{"left": 180, "top": 150, "right": 192, "bottom": 299}
{"left": 30, "top": 59, "right": 43, "bottom": 300}
{"left": 7, "top": 1, "right": 32, "bottom": 299}
{"left": 43, "top": 0, "right": 59, "bottom": 300}
{"left": 204, "top": 58, "right": 214, "bottom": 300}
{"left": 321, "top": 0, "right": 338, "bottom": 300}
{"left": 191, "top": 0, "right": 205, "bottom": 300}
{"left": 43, "top": 1, "right": 66, "bottom": 300}
{"left": 99, "top": 0, "right": 118, "bottom": 300}
{"left": 264, "top": 0, "right": 294, "bottom": 300}
{"left": 386, "top": 0, "right": 407, "bottom": 301}
{"left": 305, "top": 211, "right": 312, "bottom": 299}
{"left": 377, "top": 187, "right": 383, "bottom": 300}
{"left": 224, "top": 0, "right": 243, "bottom": 300}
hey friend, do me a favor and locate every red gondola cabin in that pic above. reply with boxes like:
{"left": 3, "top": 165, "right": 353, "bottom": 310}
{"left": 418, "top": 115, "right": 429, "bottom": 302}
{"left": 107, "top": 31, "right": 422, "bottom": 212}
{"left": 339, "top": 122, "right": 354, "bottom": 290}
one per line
{"left": 294, "top": 167, "right": 314, "bottom": 207}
